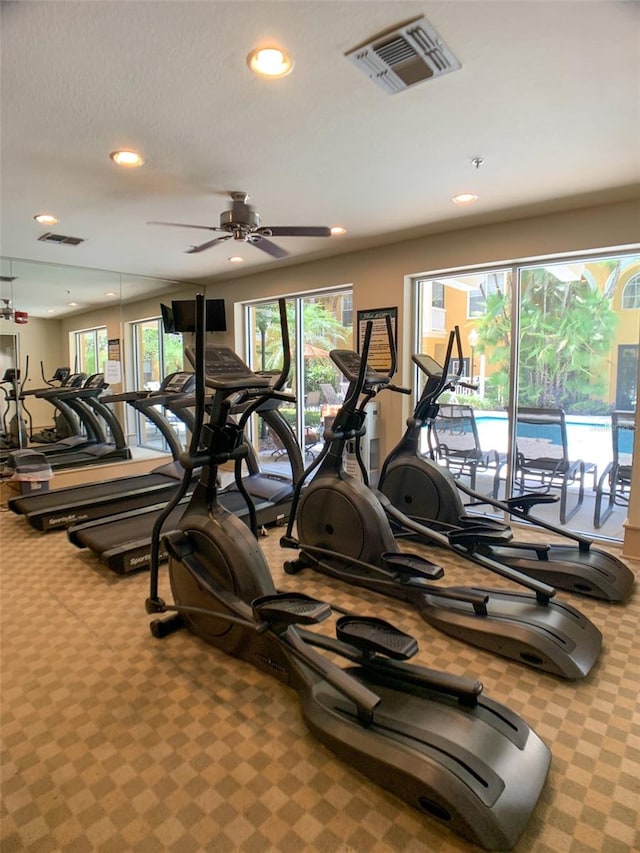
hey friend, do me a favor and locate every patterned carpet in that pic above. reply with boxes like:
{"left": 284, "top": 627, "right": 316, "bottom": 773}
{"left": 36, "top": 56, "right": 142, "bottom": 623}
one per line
{"left": 1, "top": 499, "right": 639, "bottom": 852}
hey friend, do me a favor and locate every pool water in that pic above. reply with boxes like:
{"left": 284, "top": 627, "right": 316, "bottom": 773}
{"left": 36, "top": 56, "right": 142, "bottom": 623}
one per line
{"left": 474, "top": 413, "right": 633, "bottom": 465}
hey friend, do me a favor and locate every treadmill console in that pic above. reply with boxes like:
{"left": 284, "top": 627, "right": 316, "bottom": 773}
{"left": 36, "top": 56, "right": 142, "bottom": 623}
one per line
{"left": 331, "top": 349, "right": 389, "bottom": 386}
{"left": 412, "top": 353, "right": 463, "bottom": 386}
{"left": 185, "top": 345, "right": 271, "bottom": 390}
{"left": 412, "top": 353, "right": 443, "bottom": 379}
{"left": 160, "top": 372, "right": 196, "bottom": 394}
{"left": 84, "top": 373, "right": 107, "bottom": 389}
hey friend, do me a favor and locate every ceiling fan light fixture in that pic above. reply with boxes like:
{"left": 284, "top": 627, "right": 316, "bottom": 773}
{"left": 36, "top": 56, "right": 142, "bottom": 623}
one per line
{"left": 247, "top": 47, "right": 294, "bottom": 78}
{"left": 34, "top": 213, "right": 58, "bottom": 225}
{"left": 330, "top": 226, "right": 347, "bottom": 235}
{"left": 451, "top": 193, "right": 479, "bottom": 205}
{"left": 109, "top": 149, "right": 144, "bottom": 167}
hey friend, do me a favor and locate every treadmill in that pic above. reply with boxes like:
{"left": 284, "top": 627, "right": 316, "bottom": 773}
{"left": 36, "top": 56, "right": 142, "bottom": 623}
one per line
{"left": 67, "top": 392, "right": 302, "bottom": 573}
{"left": 29, "top": 366, "right": 87, "bottom": 444}
{"left": 8, "top": 372, "right": 198, "bottom": 530}
{"left": 68, "top": 301, "right": 304, "bottom": 573}
{"left": 10, "top": 373, "right": 133, "bottom": 470}
{"left": 32, "top": 375, "right": 132, "bottom": 469}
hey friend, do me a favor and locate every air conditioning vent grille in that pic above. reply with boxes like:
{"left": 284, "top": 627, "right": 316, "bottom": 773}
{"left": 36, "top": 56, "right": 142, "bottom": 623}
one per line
{"left": 38, "top": 232, "right": 85, "bottom": 246}
{"left": 346, "top": 16, "right": 461, "bottom": 94}
{"left": 375, "top": 36, "right": 417, "bottom": 67}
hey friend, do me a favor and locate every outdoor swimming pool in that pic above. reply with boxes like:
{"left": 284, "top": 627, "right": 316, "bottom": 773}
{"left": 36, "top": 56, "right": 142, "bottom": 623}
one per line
{"left": 473, "top": 413, "right": 633, "bottom": 468}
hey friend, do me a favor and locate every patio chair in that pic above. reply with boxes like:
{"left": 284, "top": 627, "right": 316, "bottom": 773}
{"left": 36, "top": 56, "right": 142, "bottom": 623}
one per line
{"left": 593, "top": 410, "right": 634, "bottom": 529}
{"left": 320, "top": 383, "right": 342, "bottom": 405}
{"left": 428, "top": 404, "right": 504, "bottom": 498}
{"left": 514, "top": 407, "right": 596, "bottom": 524}
{"left": 305, "top": 390, "right": 321, "bottom": 410}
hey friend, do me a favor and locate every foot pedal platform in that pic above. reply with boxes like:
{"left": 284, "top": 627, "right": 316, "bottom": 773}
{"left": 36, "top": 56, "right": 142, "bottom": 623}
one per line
{"left": 336, "top": 616, "right": 418, "bottom": 660}
{"left": 458, "top": 515, "right": 509, "bottom": 532}
{"left": 381, "top": 552, "right": 444, "bottom": 582}
{"left": 505, "top": 494, "right": 558, "bottom": 515}
{"left": 252, "top": 592, "right": 331, "bottom": 625}
{"left": 448, "top": 526, "right": 513, "bottom": 548}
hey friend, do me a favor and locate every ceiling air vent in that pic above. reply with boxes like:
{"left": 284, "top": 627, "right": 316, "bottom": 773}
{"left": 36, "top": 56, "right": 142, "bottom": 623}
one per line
{"left": 346, "top": 16, "right": 461, "bottom": 94}
{"left": 38, "top": 232, "right": 85, "bottom": 246}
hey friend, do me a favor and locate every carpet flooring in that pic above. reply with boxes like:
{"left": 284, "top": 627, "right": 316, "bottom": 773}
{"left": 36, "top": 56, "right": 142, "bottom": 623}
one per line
{"left": 1, "top": 501, "right": 638, "bottom": 852}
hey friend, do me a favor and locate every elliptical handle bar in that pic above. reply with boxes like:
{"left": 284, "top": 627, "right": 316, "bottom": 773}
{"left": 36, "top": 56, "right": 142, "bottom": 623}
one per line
{"left": 435, "top": 330, "right": 458, "bottom": 399}
{"left": 385, "top": 313, "right": 397, "bottom": 381}
{"left": 341, "top": 320, "right": 374, "bottom": 411}
{"left": 148, "top": 293, "right": 208, "bottom": 607}
{"left": 271, "top": 298, "right": 290, "bottom": 392}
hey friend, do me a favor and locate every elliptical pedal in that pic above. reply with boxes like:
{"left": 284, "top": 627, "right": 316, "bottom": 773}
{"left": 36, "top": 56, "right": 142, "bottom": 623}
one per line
{"left": 336, "top": 615, "right": 418, "bottom": 660}
{"left": 252, "top": 592, "right": 331, "bottom": 625}
{"left": 447, "top": 525, "right": 514, "bottom": 548}
{"left": 380, "top": 551, "right": 444, "bottom": 582}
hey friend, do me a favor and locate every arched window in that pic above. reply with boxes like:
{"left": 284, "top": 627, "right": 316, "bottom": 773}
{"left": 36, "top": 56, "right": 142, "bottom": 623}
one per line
{"left": 622, "top": 272, "right": 640, "bottom": 309}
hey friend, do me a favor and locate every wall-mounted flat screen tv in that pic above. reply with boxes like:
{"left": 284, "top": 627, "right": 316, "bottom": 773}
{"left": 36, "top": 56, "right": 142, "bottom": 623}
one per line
{"left": 161, "top": 299, "right": 226, "bottom": 334}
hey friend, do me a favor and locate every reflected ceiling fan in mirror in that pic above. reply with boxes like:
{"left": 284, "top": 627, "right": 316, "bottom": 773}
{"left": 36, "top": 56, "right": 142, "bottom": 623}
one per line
{"left": 148, "top": 191, "right": 331, "bottom": 258}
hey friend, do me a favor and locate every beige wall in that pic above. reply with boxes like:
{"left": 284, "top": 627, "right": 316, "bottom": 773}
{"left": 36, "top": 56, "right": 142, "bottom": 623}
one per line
{"left": 57, "top": 284, "right": 200, "bottom": 443}
{"left": 58, "top": 284, "right": 201, "bottom": 389}
{"left": 196, "top": 196, "right": 640, "bottom": 552}
{"left": 50, "top": 196, "right": 640, "bottom": 552}
{"left": 13, "top": 316, "right": 64, "bottom": 429}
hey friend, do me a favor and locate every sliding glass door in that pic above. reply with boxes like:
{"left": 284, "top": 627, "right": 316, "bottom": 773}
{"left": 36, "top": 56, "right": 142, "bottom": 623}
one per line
{"left": 244, "top": 289, "right": 353, "bottom": 469}
{"left": 416, "top": 251, "right": 640, "bottom": 540}
{"left": 415, "top": 268, "right": 513, "bottom": 501}
{"left": 131, "top": 318, "right": 184, "bottom": 450}
{"left": 510, "top": 255, "right": 639, "bottom": 535}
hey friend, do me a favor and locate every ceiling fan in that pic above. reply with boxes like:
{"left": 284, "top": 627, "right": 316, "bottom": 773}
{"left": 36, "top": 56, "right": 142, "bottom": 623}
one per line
{"left": 148, "top": 191, "right": 331, "bottom": 258}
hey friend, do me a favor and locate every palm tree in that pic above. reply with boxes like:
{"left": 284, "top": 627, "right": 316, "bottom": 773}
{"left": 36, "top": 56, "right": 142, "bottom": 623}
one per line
{"left": 474, "top": 271, "right": 618, "bottom": 411}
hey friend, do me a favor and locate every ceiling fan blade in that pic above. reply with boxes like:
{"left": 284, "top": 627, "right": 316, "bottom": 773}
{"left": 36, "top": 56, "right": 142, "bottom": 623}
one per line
{"left": 147, "top": 220, "right": 220, "bottom": 231}
{"left": 260, "top": 226, "right": 332, "bottom": 238}
{"left": 185, "top": 235, "right": 233, "bottom": 254}
{"left": 248, "top": 235, "right": 289, "bottom": 259}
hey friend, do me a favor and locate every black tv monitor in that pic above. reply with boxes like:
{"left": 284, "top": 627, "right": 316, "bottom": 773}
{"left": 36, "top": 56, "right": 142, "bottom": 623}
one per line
{"left": 171, "top": 299, "right": 227, "bottom": 333}
{"left": 160, "top": 303, "right": 175, "bottom": 334}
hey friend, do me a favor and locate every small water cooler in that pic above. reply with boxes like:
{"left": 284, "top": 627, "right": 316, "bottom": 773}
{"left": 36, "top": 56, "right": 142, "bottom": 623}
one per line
{"left": 345, "top": 401, "right": 380, "bottom": 485}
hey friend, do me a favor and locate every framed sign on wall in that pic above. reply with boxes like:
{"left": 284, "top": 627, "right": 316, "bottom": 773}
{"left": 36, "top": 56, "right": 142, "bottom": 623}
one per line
{"left": 357, "top": 307, "right": 397, "bottom": 372}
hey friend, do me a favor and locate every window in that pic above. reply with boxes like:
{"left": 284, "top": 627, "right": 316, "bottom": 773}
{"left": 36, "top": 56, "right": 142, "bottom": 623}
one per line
{"left": 131, "top": 318, "right": 185, "bottom": 449}
{"left": 622, "top": 273, "right": 640, "bottom": 309}
{"left": 74, "top": 327, "right": 108, "bottom": 375}
{"left": 244, "top": 288, "right": 353, "bottom": 465}
{"left": 468, "top": 272, "right": 505, "bottom": 317}
{"left": 414, "top": 251, "right": 640, "bottom": 541}
{"left": 432, "top": 281, "right": 445, "bottom": 310}
{"left": 342, "top": 293, "right": 353, "bottom": 327}
{"left": 416, "top": 279, "right": 450, "bottom": 334}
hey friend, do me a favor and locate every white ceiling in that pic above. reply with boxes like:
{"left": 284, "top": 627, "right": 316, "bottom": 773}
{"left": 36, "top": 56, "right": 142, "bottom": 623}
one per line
{"left": 1, "top": 0, "right": 639, "bottom": 318}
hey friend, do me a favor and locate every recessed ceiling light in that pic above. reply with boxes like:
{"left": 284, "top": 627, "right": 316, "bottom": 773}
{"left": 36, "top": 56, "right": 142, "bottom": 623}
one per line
{"left": 34, "top": 213, "right": 58, "bottom": 225}
{"left": 247, "top": 47, "right": 294, "bottom": 78}
{"left": 109, "top": 149, "right": 144, "bottom": 167}
{"left": 228, "top": 256, "right": 245, "bottom": 263}
{"left": 68, "top": 302, "right": 78, "bottom": 307}
{"left": 47, "top": 308, "right": 56, "bottom": 314}
{"left": 330, "top": 226, "right": 347, "bottom": 236}
{"left": 451, "top": 193, "right": 479, "bottom": 205}
{"left": 104, "top": 291, "right": 118, "bottom": 297}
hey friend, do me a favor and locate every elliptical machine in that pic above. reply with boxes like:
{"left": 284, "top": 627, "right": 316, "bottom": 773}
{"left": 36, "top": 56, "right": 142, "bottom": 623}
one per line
{"left": 0, "top": 365, "right": 31, "bottom": 450}
{"left": 281, "top": 318, "right": 602, "bottom": 680}
{"left": 145, "top": 295, "right": 551, "bottom": 851}
{"left": 377, "top": 327, "right": 634, "bottom": 603}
